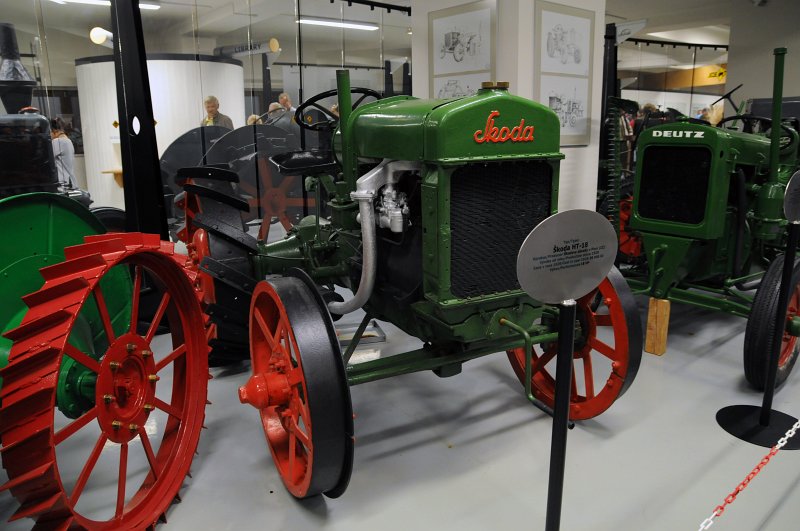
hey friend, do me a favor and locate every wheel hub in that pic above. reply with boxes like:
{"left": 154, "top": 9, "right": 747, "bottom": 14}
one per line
{"left": 239, "top": 370, "right": 292, "bottom": 410}
{"left": 96, "top": 332, "right": 157, "bottom": 444}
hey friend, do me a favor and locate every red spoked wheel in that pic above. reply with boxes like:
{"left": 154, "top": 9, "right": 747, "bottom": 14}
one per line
{"left": 239, "top": 270, "right": 353, "bottom": 499}
{"left": 0, "top": 233, "right": 210, "bottom": 530}
{"left": 507, "top": 266, "right": 642, "bottom": 420}
{"left": 618, "top": 196, "right": 643, "bottom": 263}
{"left": 240, "top": 157, "right": 315, "bottom": 239}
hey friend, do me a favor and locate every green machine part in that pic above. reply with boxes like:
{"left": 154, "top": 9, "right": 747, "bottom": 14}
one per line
{"left": 0, "top": 193, "right": 131, "bottom": 418}
{"left": 628, "top": 115, "right": 799, "bottom": 303}
{"left": 254, "top": 81, "right": 564, "bottom": 345}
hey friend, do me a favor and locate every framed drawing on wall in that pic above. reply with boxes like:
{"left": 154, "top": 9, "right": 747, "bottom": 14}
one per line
{"left": 534, "top": 1, "right": 594, "bottom": 146}
{"left": 429, "top": 0, "right": 496, "bottom": 98}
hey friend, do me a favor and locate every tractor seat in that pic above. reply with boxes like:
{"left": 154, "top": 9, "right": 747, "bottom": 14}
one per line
{"left": 271, "top": 150, "right": 338, "bottom": 176}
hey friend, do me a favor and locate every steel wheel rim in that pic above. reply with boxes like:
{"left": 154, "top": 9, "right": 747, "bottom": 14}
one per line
{"left": 249, "top": 282, "right": 315, "bottom": 497}
{"left": 0, "top": 234, "right": 209, "bottom": 529}
{"left": 507, "top": 269, "right": 640, "bottom": 420}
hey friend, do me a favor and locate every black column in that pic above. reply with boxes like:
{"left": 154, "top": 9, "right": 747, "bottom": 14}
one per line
{"left": 110, "top": 0, "right": 167, "bottom": 238}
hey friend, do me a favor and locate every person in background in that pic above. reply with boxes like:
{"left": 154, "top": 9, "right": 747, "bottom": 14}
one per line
{"left": 50, "top": 117, "right": 77, "bottom": 189}
{"left": 246, "top": 114, "right": 263, "bottom": 125}
{"left": 201, "top": 95, "right": 234, "bottom": 129}
{"left": 278, "top": 92, "right": 295, "bottom": 113}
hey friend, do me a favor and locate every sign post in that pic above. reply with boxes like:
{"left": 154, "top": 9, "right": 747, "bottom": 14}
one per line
{"left": 516, "top": 209, "right": 618, "bottom": 531}
{"left": 716, "top": 170, "right": 800, "bottom": 449}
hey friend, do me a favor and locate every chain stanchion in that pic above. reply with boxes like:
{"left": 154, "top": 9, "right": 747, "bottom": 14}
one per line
{"left": 698, "top": 419, "right": 800, "bottom": 530}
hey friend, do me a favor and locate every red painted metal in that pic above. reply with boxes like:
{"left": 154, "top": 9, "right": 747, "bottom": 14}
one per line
{"left": 618, "top": 197, "right": 643, "bottom": 261}
{"left": 0, "top": 233, "right": 211, "bottom": 530}
{"left": 239, "top": 281, "right": 315, "bottom": 498}
{"left": 780, "top": 285, "right": 800, "bottom": 367}
{"left": 241, "top": 157, "right": 314, "bottom": 238}
{"left": 507, "top": 276, "right": 632, "bottom": 420}
{"left": 187, "top": 228, "right": 215, "bottom": 306}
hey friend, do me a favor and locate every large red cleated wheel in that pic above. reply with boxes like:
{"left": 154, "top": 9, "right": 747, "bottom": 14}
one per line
{"left": 239, "top": 270, "right": 353, "bottom": 499}
{"left": 507, "top": 267, "right": 642, "bottom": 420}
{"left": 0, "top": 233, "right": 211, "bottom": 530}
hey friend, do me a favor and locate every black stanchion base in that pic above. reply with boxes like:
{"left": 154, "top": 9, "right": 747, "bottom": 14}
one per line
{"left": 716, "top": 405, "right": 800, "bottom": 449}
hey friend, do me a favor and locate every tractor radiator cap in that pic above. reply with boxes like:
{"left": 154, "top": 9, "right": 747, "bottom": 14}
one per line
{"left": 481, "top": 81, "right": 509, "bottom": 90}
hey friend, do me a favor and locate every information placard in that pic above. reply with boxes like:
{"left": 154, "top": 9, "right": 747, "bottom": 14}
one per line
{"left": 517, "top": 209, "right": 617, "bottom": 304}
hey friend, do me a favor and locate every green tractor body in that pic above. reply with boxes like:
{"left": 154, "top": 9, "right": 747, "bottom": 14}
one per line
{"left": 256, "top": 84, "right": 563, "bottom": 348}
{"left": 629, "top": 118, "right": 799, "bottom": 309}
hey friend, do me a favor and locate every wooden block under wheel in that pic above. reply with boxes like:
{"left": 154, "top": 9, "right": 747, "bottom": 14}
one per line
{"left": 645, "top": 297, "right": 670, "bottom": 356}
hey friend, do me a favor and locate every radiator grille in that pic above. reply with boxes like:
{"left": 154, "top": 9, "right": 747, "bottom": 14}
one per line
{"left": 638, "top": 146, "right": 711, "bottom": 224}
{"left": 450, "top": 161, "right": 552, "bottom": 298}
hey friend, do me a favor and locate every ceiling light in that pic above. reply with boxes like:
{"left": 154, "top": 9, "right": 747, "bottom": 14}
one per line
{"left": 89, "top": 27, "right": 113, "bottom": 47}
{"left": 49, "top": 0, "right": 160, "bottom": 9}
{"left": 297, "top": 17, "right": 379, "bottom": 31}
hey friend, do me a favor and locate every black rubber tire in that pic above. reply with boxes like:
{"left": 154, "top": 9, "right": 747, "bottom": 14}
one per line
{"left": 90, "top": 206, "right": 127, "bottom": 233}
{"left": 744, "top": 255, "right": 800, "bottom": 390}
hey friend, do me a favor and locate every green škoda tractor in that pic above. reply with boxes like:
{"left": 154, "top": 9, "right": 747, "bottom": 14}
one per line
{"left": 177, "top": 72, "right": 643, "bottom": 499}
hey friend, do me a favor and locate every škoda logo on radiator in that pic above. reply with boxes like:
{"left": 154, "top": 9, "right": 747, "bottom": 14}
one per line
{"left": 473, "top": 110, "right": 535, "bottom": 143}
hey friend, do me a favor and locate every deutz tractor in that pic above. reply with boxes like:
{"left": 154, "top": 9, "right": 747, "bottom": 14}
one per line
{"left": 0, "top": 72, "right": 642, "bottom": 529}
{"left": 617, "top": 49, "right": 800, "bottom": 390}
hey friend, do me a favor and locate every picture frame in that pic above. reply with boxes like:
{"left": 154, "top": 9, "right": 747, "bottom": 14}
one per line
{"left": 429, "top": 0, "right": 496, "bottom": 98}
{"left": 534, "top": 1, "right": 594, "bottom": 146}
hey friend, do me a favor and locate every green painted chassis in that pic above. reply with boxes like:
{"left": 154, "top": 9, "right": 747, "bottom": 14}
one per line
{"left": 251, "top": 74, "right": 572, "bottom": 390}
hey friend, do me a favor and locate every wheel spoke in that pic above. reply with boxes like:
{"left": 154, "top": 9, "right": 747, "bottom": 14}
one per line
{"left": 291, "top": 409, "right": 312, "bottom": 450}
{"left": 93, "top": 284, "right": 116, "bottom": 344}
{"left": 116, "top": 443, "right": 128, "bottom": 518}
{"left": 69, "top": 432, "right": 108, "bottom": 506}
{"left": 64, "top": 344, "right": 101, "bottom": 373}
{"left": 145, "top": 292, "right": 171, "bottom": 343}
{"left": 156, "top": 344, "right": 186, "bottom": 373}
{"left": 288, "top": 428, "right": 297, "bottom": 481}
{"left": 531, "top": 349, "right": 557, "bottom": 376}
{"left": 138, "top": 427, "right": 159, "bottom": 480}
{"left": 279, "top": 214, "right": 293, "bottom": 231}
{"left": 154, "top": 397, "right": 182, "bottom": 420}
{"left": 130, "top": 266, "right": 142, "bottom": 334}
{"left": 253, "top": 309, "right": 276, "bottom": 351}
{"left": 588, "top": 336, "right": 618, "bottom": 361}
{"left": 594, "top": 313, "right": 613, "bottom": 327}
{"left": 54, "top": 407, "right": 97, "bottom": 445}
{"left": 583, "top": 355, "right": 595, "bottom": 399}
{"left": 279, "top": 175, "right": 297, "bottom": 192}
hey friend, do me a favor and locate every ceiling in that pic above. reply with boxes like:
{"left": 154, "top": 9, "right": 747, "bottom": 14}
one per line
{"left": 3, "top": 0, "right": 736, "bottom": 80}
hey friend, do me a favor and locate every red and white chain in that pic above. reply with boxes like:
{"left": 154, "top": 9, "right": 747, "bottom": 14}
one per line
{"left": 698, "top": 418, "right": 800, "bottom": 530}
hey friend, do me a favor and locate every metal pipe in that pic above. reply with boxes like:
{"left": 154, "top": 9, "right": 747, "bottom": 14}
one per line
{"left": 327, "top": 196, "right": 376, "bottom": 315}
{"left": 767, "top": 48, "right": 787, "bottom": 184}
{"left": 500, "top": 317, "right": 574, "bottom": 426}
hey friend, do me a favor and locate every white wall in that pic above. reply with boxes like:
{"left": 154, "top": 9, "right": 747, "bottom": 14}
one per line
{"left": 727, "top": 0, "right": 800, "bottom": 104}
{"left": 77, "top": 58, "right": 245, "bottom": 209}
{"left": 411, "top": 0, "right": 606, "bottom": 211}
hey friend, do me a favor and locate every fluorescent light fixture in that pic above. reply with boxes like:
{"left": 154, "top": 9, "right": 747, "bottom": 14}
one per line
{"left": 49, "top": 0, "right": 160, "bottom": 9}
{"left": 297, "top": 17, "right": 379, "bottom": 31}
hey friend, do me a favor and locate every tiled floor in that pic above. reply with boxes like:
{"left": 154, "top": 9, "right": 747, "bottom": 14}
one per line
{"left": 3, "top": 295, "right": 800, "bottom": 531}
